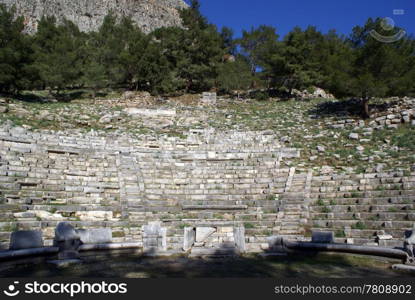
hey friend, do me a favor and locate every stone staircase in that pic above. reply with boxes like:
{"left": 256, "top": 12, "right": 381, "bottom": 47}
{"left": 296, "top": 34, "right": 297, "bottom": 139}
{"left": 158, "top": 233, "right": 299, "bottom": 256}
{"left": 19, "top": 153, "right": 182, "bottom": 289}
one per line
{"left": 278, "top": 169, "right": 311, "bottom": 239}
{"left": 1, "top": 123, "right": 414, "bottom": 251}
{"left": 310, "top": 171, "right": 415, "bottom": 246}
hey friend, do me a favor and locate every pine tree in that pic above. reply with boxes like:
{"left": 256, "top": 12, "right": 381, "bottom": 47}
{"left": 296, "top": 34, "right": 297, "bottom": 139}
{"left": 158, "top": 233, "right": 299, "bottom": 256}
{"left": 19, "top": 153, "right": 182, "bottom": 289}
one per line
{"left": 239, "top": 25, "right": 279, "bottom": 79}
{"left": 32, "top": 17, "right": 83, "bottom": 94}
{"left": 0, "top": 4, "right": 33, "bottom": 93}
{"left": 346, "top": 18, "right": 412, "bottom": 117}
{"left": 217, "top": 56, "right": 252, "bottom": 97}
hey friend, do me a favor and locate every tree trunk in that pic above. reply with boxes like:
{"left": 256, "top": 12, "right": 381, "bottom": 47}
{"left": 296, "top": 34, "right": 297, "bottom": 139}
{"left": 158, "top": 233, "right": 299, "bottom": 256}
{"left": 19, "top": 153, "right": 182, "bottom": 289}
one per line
{"left": 362, "top": 97, "right": 370, "bottom": 119}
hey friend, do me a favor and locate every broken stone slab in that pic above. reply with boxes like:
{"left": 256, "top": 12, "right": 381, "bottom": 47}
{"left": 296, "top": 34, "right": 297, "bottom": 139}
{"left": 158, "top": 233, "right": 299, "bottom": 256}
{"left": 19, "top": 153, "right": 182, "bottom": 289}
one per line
{"left": 196, "top": 227, "right": 216, "bottom": 243}
{"left": 9, "top": 230, "right": 44, "bottom": 250}
{"left": 349, "top": 132, "right": 359, "bottom": 140}
{"left": 123, "top": 108, "right": 176, "bottom": 118}
{"left": 311, "top": 231, "right": 335, "bottom": 244}
{"left": 77, "top": 228, "right": 112, "bottom": 244}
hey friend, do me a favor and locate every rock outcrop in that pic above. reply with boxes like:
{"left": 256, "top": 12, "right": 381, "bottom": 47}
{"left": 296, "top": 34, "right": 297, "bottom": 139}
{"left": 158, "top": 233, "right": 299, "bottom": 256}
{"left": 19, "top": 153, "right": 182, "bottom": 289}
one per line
{"left": 0, "top": 0, "right": 188, "bottom": 34}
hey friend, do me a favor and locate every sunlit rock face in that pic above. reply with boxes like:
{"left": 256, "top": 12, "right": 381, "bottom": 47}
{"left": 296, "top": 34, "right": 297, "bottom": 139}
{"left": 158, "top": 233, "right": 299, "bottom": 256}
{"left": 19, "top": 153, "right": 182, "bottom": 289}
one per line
{"left": 0, "top": 0, "right": 188, "bottom": 34}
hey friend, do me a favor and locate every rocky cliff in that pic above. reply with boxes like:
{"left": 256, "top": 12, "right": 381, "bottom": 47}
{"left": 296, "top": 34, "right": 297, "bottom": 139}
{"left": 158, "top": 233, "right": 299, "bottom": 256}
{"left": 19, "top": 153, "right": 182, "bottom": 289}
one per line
{"left": 0, "top": 0, "right": 188, "bottom": 34}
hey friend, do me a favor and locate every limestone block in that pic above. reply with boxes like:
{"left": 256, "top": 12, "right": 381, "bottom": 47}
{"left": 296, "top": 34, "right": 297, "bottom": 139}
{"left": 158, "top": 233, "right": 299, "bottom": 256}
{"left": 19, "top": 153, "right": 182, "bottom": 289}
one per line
{"left": 183, "top": 227, "right": 196, "bottom": 251}
{"left": 34, "top": 210, "right": 64, "bottom": 221}
{"left": 75, "top": 211, "right": 113, "bottom": 221}
{"left": 77, "top": 228, "right": 112, "bottom": 244}
{"left": 311, "top": 231, "right": 334, "bottom": 243}
{"left": 234, "top": 227, "right": 246, "bottom": 252}
{"left": 196, "top": 227, "right": 216, "bottom": 242}
{"left": 123, "top": 108, "right": 176, "bottom": 118}
{"left": 9, "top": 230, "right": 43, "bottom": 250}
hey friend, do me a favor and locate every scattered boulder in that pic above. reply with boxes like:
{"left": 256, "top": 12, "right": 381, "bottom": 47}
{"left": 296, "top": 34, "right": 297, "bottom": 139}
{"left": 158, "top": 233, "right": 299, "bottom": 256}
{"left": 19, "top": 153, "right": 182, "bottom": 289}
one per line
{"left": 316, "top": 145, "right": 326, "bottom": 153}
{"left": 122, "top": 91, "right": 151, "bottom": 101}
{"left": 13, "top": 107, "right": 30, "bottom": 118}
{"left": 201, "top": 92, "right": 217, "bottom": 105}
{"left": 292, "top": 87, "right": 334, "bottom": 100}
{"left": 38, "top": 110, "right": 54, "bottom": 121}
{"left": 0, "top": 106, "right": 8, "bottom": 113}
{"left": 99, "top": 114, "right": 113, "bottom": 124}
{"left": 349, "top": 132, "right": 359, "bottom": 140}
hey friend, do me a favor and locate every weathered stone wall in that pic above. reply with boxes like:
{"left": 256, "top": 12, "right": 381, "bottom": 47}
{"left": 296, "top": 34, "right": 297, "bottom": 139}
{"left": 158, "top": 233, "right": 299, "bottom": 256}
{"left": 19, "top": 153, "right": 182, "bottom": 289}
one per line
{"left": 1, "top": 124, "right": 414, "bottom": 252}
{"left": 0, "top": 0, "right": 188, "bottom": 34}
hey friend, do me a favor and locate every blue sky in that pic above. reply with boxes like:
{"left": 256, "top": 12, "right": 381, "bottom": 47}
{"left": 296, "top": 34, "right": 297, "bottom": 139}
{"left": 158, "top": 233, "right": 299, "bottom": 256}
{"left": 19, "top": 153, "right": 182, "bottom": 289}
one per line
{"left": 187, "top": 0, "right": 415, "bottom": 38}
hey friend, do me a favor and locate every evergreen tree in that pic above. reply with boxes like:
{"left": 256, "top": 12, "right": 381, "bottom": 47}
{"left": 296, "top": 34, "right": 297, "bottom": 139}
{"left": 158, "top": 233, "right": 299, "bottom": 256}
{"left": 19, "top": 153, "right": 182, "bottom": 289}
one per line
{"left": 220, "top": 26, "right": 237, "bottom": 56}
{"left": 32, "top": 17, "right": 83, "bottom": 94}
{"left": 346, "top": 18, "right": 413, "bottom": 117}
{"left": 272, "top": 26, "right": 327, "bottom": 94}
{"left": 0, "top": 4, "right": 33, "bottom": 93}
{"left": 153, "top": 0, "right": 224, "bottom": 93}
{"left": 80, "top": 32, "right": 107, "bottom": 98}
{"left": 217, "top": 56, "right": 252, "bottom": 97}
{"left": 239, "top": 25, "right": 279, "bottom": 78}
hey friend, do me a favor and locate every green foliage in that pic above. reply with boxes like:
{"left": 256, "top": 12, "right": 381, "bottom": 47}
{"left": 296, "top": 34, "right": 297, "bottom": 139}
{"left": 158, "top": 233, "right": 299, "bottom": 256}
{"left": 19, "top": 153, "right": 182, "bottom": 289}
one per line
{"left": 351, "top": 221, "right": 366, "bottom": 230}
{"left": 32, "top": 17, "right": 84, "bottom": 93}
{"left": 391, "top": 125, "right": 415, "bottom": 150}
{"left": 0, "top": 4, "right": 414, "bottom": 105}
{"left": 0, "top": 4, "right": 33, "bottom": 93}
{"left": 244, "top": 222, "right": 255, "bottom": 229}
{"left": 253, "top": 91, "right": 269, "bottom": 101}
{"left": 316, "top": 199, "right": 325, "bottom": 206}
{"left": 217, "top": 56, "right": 252, "bottom": 94}
{"left": 270, "top": 26, "right": 327, "bottom": 93}
{"left": 335, "top": 230, "right": 346, "bottom": 238}
{"left": 321, "top": 206, "right": 331, "bottom": 213}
